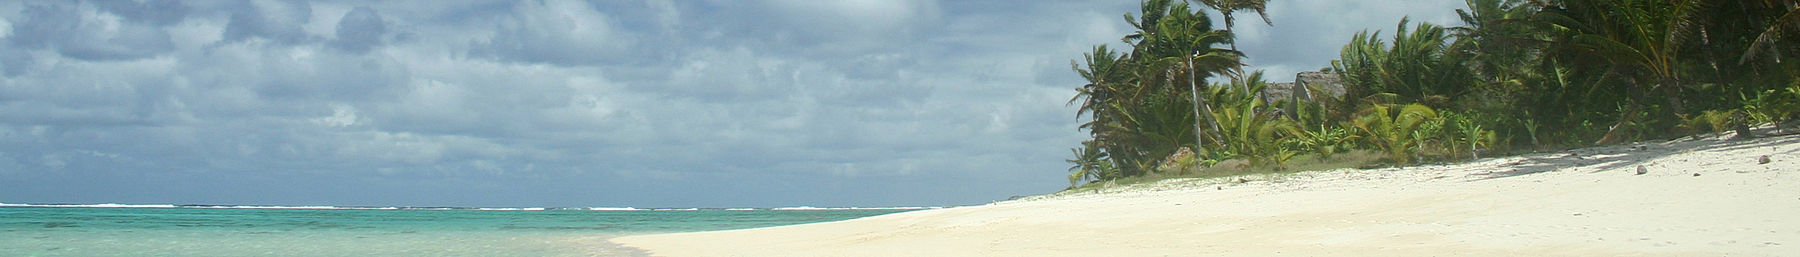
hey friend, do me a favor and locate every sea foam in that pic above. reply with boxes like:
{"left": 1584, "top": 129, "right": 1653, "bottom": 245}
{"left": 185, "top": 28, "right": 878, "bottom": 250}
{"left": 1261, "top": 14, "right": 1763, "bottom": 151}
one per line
{"left": 587, "top": 207, "right": 641, "bottom": 211}
{"left": 0, "top": 203, "right": 177, "bottom": 208}
{"left": 0, "top": 202, "right": 944, "bottom": 212}
{"left": 772, "top": 206, "right": 939, "bottom": 211}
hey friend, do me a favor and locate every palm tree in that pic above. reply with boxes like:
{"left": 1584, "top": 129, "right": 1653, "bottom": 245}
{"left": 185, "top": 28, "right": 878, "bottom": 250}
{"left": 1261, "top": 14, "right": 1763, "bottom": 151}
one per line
{"left": 1537, "top": 0, "right": 1710, "bottom": 145}
{"left": 1120, "top": 0, "right": 1244, "bottom": 161}
{"left": 1071, "top": 45, "right": 1130, "bottom": 131}
{"left": 1207, "top": 70, "right": 1301, "bottom": 168}
{"left": 1192, "top": 0, "right": 1270, "bottom": 99}
{"left": 1451, "top": 0, "right": 1544, "bottom": 93}
{"left": 1171, "top": 2, "right": 1242, "bottom": 149}
{"left": 1065, "top": 0, "right": 1285, "bottom": 180}
{"left": 1351, "top": 103, "right": 1441, "bottom": 166}
{"left": 1194, "top": 0, "right": 1273, "bottom": 51}
{"left": 1169, "top": 28, "right": 1244, "bottom": 160}
{"left": 1332, "top": 18, "right": 1474, "bottom": 108}
{"left": 1739, "top": 1, "right": 1799, "bottom": 65}
{"left": 1066, "top": 140, "right": 1109, "bottom": 188}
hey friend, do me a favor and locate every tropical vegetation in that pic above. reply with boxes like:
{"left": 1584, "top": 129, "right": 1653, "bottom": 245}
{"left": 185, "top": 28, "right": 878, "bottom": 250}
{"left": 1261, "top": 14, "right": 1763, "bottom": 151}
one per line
{"left": 1067, "top": 0, "right": 1800, "bottom": 189}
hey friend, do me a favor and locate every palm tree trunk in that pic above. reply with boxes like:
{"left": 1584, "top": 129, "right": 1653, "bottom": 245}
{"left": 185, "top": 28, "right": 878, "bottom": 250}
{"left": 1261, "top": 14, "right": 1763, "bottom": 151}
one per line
{"left": 1595, "top": 80, "right": 1658, "bottom": 145}
{"left": 1594, "top": 101, "right": 1640, "bottom": 145}
{"left": 1189, "top": 57, "right": 1223, "bottom": 155}
{"left": 1223, "top": 12, "right": 1238, "bottom": 51}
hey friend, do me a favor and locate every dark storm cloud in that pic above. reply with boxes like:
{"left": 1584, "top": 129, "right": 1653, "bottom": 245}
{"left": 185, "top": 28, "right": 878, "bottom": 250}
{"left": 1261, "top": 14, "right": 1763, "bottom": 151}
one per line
{"left": 0, "top": 0, "right": 1462, "bottom": 207}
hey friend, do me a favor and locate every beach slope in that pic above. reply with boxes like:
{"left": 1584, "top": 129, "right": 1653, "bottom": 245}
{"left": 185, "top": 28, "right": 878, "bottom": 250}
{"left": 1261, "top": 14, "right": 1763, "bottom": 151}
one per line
{"left": 613, "top": 134, "right": 1800, "bottom": 256}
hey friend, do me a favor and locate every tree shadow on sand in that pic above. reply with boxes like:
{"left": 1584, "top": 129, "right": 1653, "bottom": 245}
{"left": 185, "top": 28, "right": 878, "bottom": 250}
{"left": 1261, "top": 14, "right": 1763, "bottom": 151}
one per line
{"left": 1465, "top": 127, "right": 1800, "bottom": 181}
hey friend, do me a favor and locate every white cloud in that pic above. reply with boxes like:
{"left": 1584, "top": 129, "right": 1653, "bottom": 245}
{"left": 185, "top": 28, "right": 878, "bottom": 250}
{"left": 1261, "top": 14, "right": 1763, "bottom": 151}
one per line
{"left": 0, "top": 13, "right": 12, "bottom": 39}
{"left": 39, "top": 153, "right": 65, "bottom": 169}
{"left": 313, "top": 104, "right": 358, "bottom": 127}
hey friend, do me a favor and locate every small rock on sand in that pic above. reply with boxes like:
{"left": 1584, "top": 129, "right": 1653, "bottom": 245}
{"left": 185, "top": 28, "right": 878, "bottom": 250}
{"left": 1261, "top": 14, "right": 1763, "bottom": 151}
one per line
{"left": 1760, "top": 155, "right": 1772, "bottom": 165}
{"left": 1636, "top": 166, "right": 1648, "bottom": 175}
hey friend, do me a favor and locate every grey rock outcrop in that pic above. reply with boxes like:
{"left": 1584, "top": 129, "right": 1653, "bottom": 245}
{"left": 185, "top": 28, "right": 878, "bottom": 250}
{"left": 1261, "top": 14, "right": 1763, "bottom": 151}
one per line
{"left": 1262, "top": 70, "right": 1344, "bottom": 105}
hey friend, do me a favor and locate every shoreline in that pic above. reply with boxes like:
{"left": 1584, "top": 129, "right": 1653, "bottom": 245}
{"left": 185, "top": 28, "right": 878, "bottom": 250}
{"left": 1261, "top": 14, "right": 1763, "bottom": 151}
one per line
{"left": 613, "top": 132, "right": 1800, "bottom": 256}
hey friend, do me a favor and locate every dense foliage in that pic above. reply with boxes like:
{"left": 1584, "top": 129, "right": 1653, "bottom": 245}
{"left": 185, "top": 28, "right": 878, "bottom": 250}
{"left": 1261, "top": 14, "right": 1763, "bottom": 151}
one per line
{"left": 1067, "top": 0, "right": 1800, "bottom": 188}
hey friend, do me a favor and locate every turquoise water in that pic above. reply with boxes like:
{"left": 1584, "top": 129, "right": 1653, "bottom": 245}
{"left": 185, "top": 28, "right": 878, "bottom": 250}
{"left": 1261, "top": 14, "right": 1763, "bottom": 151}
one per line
{"left": 0, "top": 207, "right": 918, "bottom": 256}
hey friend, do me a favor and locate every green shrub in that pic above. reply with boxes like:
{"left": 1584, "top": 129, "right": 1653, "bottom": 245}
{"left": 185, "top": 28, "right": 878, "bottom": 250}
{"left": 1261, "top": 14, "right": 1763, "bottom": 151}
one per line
{"left": 1351, "top": 103, "right": 1440, "bottom": 166}
{"left": 1297, "top": 124, "right": 1354, "bottom": 162}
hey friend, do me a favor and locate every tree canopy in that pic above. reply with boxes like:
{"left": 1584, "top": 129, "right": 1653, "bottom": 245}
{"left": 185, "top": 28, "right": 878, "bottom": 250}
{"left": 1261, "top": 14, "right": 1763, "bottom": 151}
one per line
{"left": 1064, "top": 0, "right": 1800, "bottom": 189}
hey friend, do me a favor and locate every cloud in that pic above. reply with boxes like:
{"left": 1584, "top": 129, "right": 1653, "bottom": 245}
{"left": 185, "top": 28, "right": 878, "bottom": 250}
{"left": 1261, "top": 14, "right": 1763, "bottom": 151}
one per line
{"left": 466, "top": 0, "right": 634, "bottom": 65}
{"left": 93, "top": 0, "right": 191, "bottom": 27}
{"left": 756, "top": 0, "right": 943, "bottom": 48}
{"left": 187, "top": 42, "right": 410, "bottom": 103}
{"left": 0, "top": 0, "right": 1114, "bottom": 207}
{"left": 219, "top": 0, "right": 315, "bottom": 45}
{"left": 675, "top": 0, "right": 946, "bottom": 58}
{"left": 0, "top": 54, "right": 181, "bottom": 128}
{"left": 330, "top": 6, "right": 388, "bottom": 53}
{"left": 0, "top": 0, "right": 1467, "bottom": 207}
{"left": 5, "top": 3, "right": 177, "bottom": 62}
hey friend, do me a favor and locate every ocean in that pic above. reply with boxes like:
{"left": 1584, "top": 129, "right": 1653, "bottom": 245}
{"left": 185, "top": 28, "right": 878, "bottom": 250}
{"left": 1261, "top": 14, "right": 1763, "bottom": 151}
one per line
{"left": 0, "top": 204, "right": 928, "bottom": 257}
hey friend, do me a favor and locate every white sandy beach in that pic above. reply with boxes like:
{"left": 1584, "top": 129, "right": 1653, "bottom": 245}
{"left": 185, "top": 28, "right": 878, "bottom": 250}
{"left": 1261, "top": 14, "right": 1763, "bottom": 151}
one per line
{"left": 614, "top": 132, "right": 1800, "bottom": 256}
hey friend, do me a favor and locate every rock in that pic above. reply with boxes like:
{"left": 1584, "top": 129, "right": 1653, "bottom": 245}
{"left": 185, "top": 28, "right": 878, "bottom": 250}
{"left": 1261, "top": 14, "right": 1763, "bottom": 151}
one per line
{"left": 1265, "top": 71, "right": 1346, "bottom": 106}
{"left": 1157, "top": 147, "right": 1197, "bottom": 174}
{"left": 1636, "top": 165, "right": 1648, "bottom": 175}
{"left": 1234, "top": 178, "right": 1251, "bottom": 183}
{"left": 1216, "top": 159, "right": 1251, "bottom": 170}
{"left": 1760, "top": 155, "right": 1772, "bottom": 165}
{"left": 1693, "top": 173, "right": 1702, "bottom": 177}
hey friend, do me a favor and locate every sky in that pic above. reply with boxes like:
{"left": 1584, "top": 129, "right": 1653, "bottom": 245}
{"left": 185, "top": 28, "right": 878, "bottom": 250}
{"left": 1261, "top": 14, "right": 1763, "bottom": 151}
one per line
{"left": 0, "top": 0, "right": 1464, "bottom": 208}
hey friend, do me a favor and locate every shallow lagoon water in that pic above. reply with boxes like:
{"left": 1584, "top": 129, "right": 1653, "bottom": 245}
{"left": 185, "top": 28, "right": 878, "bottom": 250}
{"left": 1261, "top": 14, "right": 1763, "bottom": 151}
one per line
{"left": 0, "top": 206, "right": 916, "bottom": 256}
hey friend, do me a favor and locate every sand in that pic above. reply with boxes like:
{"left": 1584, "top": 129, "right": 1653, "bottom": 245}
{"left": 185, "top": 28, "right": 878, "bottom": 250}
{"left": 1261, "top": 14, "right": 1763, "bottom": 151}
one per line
{"left": 613, "top": 132, "right": 1800, "bottom": 256}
